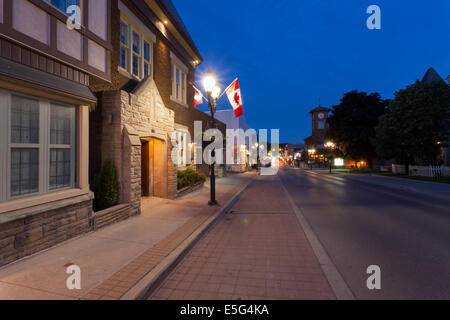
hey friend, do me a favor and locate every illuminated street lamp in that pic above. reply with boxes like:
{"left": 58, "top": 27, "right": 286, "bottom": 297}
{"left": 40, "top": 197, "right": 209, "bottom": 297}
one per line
{"left": 203, "top": 70, "right": 221, "bottom": 206}
{"left": 325, "top": 141, "right": 336, "bottom": 149}
{"left": 324, "top": 141, "right": 336, "bottom": 173}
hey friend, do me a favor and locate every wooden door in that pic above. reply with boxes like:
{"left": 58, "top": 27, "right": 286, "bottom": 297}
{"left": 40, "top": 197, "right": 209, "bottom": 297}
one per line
{"left": 153, "top": 139, "right": 166, "bottom": 198}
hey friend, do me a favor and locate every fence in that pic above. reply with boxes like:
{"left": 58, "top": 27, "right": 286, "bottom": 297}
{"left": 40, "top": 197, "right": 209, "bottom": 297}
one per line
{"left": 392, "top": 164, "right": 450, "bottom": 177}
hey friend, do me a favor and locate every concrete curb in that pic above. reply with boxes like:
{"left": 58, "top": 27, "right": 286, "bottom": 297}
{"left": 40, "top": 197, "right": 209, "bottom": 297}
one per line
{"left": 279, "top": 176, "right": 355, "bottom": 300}
{"left": 121, "top": 175, "right": 255, "bottom": 300}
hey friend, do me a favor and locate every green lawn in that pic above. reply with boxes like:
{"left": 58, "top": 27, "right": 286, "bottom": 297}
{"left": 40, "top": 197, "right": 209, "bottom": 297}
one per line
{"left": 331, "top": 168, "right": 351, "bottom": 173}
{"left": 332, "top": 168, "right": 379, "bottom": 174}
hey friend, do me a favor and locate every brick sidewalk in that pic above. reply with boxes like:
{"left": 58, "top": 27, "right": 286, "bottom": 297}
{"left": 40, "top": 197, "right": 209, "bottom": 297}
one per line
{"left": 149, "top": 176, "right": 336, "bottom": 300}
{"left": 0, "top": 173, "right": 254, "bottom": 300}
{"left": 82, "top": 176, "right": 253, "bottom": 300}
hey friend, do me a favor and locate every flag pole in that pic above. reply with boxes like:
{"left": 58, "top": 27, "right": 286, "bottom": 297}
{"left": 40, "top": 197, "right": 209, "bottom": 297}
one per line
{"left": 218, "top": 78, "right": 238, "bottom": 100}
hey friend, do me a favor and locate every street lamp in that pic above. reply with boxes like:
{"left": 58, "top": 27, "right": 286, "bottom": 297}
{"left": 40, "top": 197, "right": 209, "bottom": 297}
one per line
{"left": 203, "top": 70, "right": 220, "bottom": 206}
{"left": 324, "top": 141, "right": 336, "bottom": 173}
{"left": 307, "top": 149, "right": 316, "bottom": 170}
{"left": 254, "top": 141, "right": 261, "bottom": 171}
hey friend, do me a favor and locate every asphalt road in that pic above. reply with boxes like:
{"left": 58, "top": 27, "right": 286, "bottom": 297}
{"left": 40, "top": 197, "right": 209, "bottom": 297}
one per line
{"left": 279, "top": 167, "right": 450, "bottom": 300}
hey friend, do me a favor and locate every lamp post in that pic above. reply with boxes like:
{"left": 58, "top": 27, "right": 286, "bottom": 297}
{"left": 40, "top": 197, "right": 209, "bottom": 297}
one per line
{"left": 203, "top": 70, "right": 221, "bottom": 206}
{"left": 325, "top": 141, "right": 336, "bottom": 174}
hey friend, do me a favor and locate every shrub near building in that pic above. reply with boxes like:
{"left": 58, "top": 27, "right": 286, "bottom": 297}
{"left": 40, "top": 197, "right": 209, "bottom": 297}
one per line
{"left": 95, "top": 159, "right": 119, "bottom": 211}
{"left": 177, "top": 169, "right": 206, "bottom": 190}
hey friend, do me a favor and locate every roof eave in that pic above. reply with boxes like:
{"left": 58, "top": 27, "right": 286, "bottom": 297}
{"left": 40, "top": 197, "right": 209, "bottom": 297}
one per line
{"left": 154, "top": 0, "right": 203, "bottom": 62}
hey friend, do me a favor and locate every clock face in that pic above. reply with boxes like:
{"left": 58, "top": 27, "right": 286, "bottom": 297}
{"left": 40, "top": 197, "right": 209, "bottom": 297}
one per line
{"left": 318, "top": 113, "right": 325, "bottom": 119}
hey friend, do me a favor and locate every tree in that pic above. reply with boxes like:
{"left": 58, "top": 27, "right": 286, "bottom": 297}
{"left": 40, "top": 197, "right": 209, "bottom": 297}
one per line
{"left": 327, "top": 91, "right": 389, "bottom": 168}
{"left": 374, "top": 80, "right": 450, "bottom": 174}
{"left": 95, "top": 158, "right": 119, "bottom": 211}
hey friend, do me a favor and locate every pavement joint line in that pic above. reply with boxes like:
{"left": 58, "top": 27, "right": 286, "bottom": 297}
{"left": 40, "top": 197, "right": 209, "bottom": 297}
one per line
{"left": 0, "top": 279, "right": 77, "bottom": 299}
{"left": 229, "top": 211, "right": 293, "bottom": 215}
{"left": 278, "top": 174, "right": 355, "bottom": 300}
{"left": 121, "top": 174, "right": 257, "bottom": 300}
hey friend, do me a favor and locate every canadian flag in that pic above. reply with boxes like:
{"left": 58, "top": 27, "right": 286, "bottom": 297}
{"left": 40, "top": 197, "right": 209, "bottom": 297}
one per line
{"left": 225, "top": 78, "right": 244, "bottom": 118}
{"left": 193, "top": 86, "right": 204, "bottom": 108}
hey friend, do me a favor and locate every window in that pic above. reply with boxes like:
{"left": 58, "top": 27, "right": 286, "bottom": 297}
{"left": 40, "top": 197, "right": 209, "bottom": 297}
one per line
{"left": 181, "top": 73, "right": 185, "bottom": 103}
{"left": 119, "top": 18, "right": 153, "bottom": 80}
{"left": 175, "top": 130, "right": 189, "bottom": 166}
{"left": 318, "top": 120, "right": 325, "bottom": 129}
{"left": 171, "top": 63, "right": 187, "bottom": 104}
{"left": 0, "top": 90, "right": 76, "bottom": 203}
{"left": 144, "top": 41, "right": 151, "bottom": 77}
{"left": 132, "top": 32, "right": 140, "bottom": 76}
{"left": 45, "top": 0, "right": 79, "bottom": 13}
{"left": 49, "top": 104, "right": 75, "bottom": 190}
{"left": 120, "top": 21, "right": 129, "bottom": 70}
{"left": 176, "top": 68, "right": 180, "bottom": 100}
{"left": 10, "top": 96, "right": 40, "bottom": 197}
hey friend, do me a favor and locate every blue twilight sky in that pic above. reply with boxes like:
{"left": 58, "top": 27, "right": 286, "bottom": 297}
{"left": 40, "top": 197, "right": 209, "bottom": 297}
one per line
{"left": 174, "top": 0, "right": 450, "bottom": 143}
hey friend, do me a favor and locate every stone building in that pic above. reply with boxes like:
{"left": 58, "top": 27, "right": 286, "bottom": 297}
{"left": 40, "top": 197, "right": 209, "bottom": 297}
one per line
{"left": 88, "top": 0, "right": 226, "bottom": 220}
{"left": 0, "top": 0, "right": 111, "bottom": 266}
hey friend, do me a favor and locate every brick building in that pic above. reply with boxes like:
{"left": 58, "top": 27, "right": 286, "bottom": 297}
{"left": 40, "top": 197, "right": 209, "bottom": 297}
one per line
{"left": 88, "top": 0, "right": 226, "bottom": 220}
{"left": 0, "top": 0, "right": 225, "bottom": 268}
{"left": 304, "top": 106, "right": 331, "bottom": 149}
{"left": 0, "top": 0, "right": 111, "bottom": 266}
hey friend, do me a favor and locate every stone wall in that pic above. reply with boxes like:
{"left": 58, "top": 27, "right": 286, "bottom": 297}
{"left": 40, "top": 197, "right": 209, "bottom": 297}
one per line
{"left": 96, "top": 78, "right": 177, "bottom": 208}
{"left": 0, "top": 196, "right": 92, "bottom": 267}
{"left": 123, "top": 126, "right": 142, "bottom": 213}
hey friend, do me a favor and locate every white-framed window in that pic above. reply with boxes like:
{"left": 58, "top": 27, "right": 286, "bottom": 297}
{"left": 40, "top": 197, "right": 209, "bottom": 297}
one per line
{"left": 119, "top": 18, "right": 153, "bottom": 80}
{"left": 0, "top": 89, "right": 76, "bottom": 203}
{"left": 132, "top": 31, "right": 141, "bottom": 77}
{"left": 120, "top": 21, "right": 130, "bottom": 71}
{"left": 45, "top": 0, "right": 80, "bottom": 14}
{"left": 171, "top": 63, "right": 187, "bottom": 104}
{"left": 175, "top": 129, "right": 189, "bottom": 167}
{"left": 144, "top": 40, "right": 151, "bottom": 77}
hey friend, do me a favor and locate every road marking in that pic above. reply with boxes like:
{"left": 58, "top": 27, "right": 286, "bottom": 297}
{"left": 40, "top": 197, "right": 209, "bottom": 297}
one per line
{"left": 278, "top": 173, "right": 355, "bottom": 300}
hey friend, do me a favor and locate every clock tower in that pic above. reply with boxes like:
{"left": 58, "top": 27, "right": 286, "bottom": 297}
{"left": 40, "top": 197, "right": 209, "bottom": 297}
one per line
{"left": 309, "top": 106, "right": 331, "bottom": 143}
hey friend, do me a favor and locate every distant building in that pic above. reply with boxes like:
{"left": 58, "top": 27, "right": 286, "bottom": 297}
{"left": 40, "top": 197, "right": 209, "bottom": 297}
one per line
{"left": 422, "top": 67, "right": 445, "bottom": 84}
{"left": 283, "top": 144, "right": 305, "bottom": 165}
{"left": 421, "top": 68, "right": 450, "bottom": 165}
{"left": 304, "top": 106, "right": 331, "bottom": 149}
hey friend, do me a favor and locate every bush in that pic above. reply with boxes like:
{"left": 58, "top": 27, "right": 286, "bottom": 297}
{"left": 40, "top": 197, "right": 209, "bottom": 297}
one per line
{"left": 177, "top": 168, "right": 206, "bottom": 190}
{"left": 95, "top": 158, "right": 119, "bottom": 211}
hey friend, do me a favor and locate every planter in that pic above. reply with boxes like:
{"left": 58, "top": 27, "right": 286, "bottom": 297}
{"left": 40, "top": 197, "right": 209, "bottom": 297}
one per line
{"left": 91, "top": 203, "right": 136, "bottom": 231}
{"left": 177, "top": 181, "right": 205, "bottom": 198}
